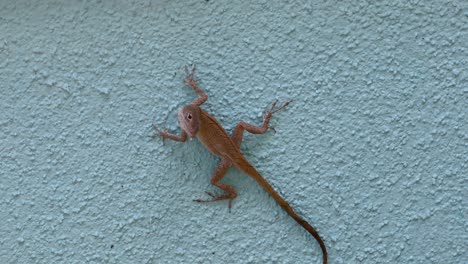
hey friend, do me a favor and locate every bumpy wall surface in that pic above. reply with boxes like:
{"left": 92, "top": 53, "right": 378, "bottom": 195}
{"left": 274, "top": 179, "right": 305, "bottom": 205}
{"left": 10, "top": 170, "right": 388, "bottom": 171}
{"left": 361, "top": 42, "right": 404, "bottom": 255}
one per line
{"left": 0, "top": 1, "right": 466, "bottom": 263}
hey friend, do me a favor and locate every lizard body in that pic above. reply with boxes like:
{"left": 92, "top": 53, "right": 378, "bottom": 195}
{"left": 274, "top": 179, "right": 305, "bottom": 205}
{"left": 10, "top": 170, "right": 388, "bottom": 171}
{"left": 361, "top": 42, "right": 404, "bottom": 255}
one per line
{"left": 153, "top": 66, "right": 327, "bottom": 264}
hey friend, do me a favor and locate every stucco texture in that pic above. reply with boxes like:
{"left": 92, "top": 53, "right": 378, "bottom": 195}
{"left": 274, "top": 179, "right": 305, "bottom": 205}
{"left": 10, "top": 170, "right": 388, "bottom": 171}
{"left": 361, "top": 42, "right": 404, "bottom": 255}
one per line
{"left": 0, "top": 1, "right": 467, "bottom": 263}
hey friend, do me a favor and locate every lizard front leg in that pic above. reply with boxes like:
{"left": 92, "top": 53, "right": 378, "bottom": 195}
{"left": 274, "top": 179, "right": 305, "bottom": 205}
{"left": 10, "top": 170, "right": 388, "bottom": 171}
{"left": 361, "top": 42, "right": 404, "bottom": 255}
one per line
{"left": 151, "top": 124, "right": 187, "bottom": 143}
{"left": 151, "top": 65, "right": 204, "bottom": 142}
{"left": 184, "top": 65, "right": 208, "bottom": 106}
{"left": 193, "top": 158, "right": 238, "bottom": 209}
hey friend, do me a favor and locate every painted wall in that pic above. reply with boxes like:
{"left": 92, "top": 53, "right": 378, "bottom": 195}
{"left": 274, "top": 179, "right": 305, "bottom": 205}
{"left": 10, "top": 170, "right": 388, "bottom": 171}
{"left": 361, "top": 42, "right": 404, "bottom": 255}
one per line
{"left": 0, "top": 1, "right": 466, "bottom": 263}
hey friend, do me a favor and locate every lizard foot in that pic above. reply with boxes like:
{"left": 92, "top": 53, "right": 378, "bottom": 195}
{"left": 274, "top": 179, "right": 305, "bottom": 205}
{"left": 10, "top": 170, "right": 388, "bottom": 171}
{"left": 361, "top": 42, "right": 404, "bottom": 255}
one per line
{"left": 268, "top": 100, "right": 291, "bottom": 114}
{"left": 150, "top": 123, "right": 169, "bottom": 144}
{"left": 184, "top": 64, "right": 198, "bottom": 88}
{"left": 263, "top": 100, "right": 291, "bottom": 132}
{"left": 193, "top": 192, "right": 235, "bottom": 211}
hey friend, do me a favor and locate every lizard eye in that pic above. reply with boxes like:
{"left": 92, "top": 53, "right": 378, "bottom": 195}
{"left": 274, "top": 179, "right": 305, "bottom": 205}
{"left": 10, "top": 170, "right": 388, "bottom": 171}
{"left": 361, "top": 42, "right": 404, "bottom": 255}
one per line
{"left": 187, "top": 114, "right": 192, "bottom": 120}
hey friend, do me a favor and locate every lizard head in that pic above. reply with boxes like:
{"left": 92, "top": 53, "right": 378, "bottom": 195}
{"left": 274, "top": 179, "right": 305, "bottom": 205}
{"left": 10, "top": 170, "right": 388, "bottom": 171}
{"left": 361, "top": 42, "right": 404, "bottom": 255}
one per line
{"left": 178, "top": 104, "right": 201, "bottom": 139}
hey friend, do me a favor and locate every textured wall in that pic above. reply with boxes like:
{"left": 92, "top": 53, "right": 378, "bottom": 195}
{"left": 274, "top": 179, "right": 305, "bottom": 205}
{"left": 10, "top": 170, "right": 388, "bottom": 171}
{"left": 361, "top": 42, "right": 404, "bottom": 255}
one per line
{"left": 0, "top": 1, "right": 466, "bottom": 263}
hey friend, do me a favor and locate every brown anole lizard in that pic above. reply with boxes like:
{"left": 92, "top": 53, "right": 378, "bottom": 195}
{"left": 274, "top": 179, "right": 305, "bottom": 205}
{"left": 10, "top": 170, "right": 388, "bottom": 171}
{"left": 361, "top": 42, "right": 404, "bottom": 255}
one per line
{"left": 152, "top": 66, "right": 327, "bottom": 264}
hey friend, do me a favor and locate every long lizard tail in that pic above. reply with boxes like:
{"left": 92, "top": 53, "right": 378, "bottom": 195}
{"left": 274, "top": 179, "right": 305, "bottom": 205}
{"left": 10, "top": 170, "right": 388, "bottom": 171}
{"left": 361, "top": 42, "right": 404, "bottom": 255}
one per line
{"left": 232, "top": 159, "right": 328, "bottom": 264}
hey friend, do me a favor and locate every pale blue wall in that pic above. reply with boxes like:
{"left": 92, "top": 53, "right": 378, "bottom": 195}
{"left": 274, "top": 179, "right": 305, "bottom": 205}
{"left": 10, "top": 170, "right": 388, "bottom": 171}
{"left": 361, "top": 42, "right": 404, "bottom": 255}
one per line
{"left": 0, "top": 1, "right": 466, "bottom": 263}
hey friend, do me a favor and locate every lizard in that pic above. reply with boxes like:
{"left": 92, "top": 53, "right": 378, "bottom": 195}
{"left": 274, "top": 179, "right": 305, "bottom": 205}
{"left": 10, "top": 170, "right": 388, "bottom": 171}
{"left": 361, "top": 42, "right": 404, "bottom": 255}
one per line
{"left": 152, "top": 65, "right": 327, "bottom": 264}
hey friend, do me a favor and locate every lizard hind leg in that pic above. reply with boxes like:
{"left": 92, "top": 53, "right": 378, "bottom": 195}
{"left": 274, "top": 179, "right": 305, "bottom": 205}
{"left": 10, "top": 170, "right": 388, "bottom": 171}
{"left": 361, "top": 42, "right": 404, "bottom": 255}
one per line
{"left": 230, "top": 100, "right": 291, "bottom": 148}
{"left": 193, "top": 159, "right": 238, "bottom": 209}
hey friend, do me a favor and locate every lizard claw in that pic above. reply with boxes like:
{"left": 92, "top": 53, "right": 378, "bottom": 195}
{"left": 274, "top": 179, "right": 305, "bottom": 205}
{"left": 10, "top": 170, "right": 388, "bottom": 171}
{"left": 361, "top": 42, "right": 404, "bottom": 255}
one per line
{"left": 193, "top": 191, "right": 219, "bottom": 202}
{"left": 205, "top": 191, "right": 217, "bottom": 198}
{"left": 270, "top": 100, "right": 278, "bottom": 110}
{"left": 265, "top": 100, "right": 290, "bottom": 118}
{"left": 193, "top": 192, "right": 229, "bottom": 203}
{"left": 262, "top": 100, "right": 291, "bottom": 132}
{"left": 193, "top": 194, "right": 234, "bottom": 213}
{"left": 184, "top": 64, "right": 197, "bottom": 87}
{"left": 268, "top": 126, "right": 277, "bottom": 133}
{"left": 270, "top": 100, "right": 291, "bottom": 114}
{"left": 150, "top": 123, "right": 168, "bottom": 144}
